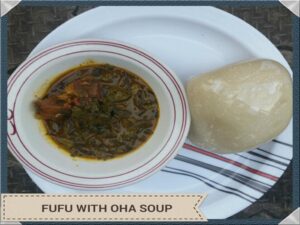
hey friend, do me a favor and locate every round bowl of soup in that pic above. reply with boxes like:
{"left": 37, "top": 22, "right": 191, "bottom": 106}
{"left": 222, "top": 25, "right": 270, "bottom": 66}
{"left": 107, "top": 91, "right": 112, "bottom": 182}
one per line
{"left": 7, "top": 40, "right": 190, "bottom": 190}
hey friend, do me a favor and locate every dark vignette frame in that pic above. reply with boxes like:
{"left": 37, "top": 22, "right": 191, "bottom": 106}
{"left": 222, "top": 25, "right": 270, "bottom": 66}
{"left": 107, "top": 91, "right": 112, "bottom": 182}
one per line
{"left": 0, "top": 0, "right": 299, "bottom": 225}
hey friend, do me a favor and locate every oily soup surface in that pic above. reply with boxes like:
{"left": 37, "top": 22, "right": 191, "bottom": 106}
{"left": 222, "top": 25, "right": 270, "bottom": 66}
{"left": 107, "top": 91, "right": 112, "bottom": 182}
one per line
{"left": 35, "top": 64, "right": 159, "bottom": 160}
{"left": 187, "top": 60, "right": 292, "bottom": 153}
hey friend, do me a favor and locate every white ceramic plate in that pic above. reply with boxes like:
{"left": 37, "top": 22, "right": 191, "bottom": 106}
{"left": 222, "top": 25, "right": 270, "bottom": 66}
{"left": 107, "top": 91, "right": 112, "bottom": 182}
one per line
{"left": 24, "top": 6, "right": 293, "bottom": 219}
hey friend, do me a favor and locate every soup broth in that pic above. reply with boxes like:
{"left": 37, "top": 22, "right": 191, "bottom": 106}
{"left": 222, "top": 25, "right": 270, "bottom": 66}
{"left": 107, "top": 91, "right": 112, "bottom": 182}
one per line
{"left": 35, "top": 64, "right": 159, "bottom": 160}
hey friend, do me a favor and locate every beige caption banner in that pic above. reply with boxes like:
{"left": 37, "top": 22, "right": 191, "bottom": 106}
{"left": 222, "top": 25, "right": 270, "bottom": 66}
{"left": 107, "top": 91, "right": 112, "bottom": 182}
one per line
{"left": 0, "top": 194, "right": 207, "bottom": 222}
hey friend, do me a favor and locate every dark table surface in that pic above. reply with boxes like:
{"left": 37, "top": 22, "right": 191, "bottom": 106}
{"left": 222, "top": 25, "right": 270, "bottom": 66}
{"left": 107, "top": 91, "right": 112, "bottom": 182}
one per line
{"left": 7, "top": 5, "right": 293, "bottom": 219}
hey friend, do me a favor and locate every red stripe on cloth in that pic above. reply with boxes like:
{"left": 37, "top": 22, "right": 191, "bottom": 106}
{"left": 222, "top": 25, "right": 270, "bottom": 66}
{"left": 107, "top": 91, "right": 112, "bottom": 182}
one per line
{"left": 183, "top": 143, "right": 278, "bottom": 181}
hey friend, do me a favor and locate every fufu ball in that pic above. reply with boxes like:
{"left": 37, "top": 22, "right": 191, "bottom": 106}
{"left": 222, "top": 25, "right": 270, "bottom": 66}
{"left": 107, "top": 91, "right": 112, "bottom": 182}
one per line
{"left": 187, "top": 59, "right": 292, "bottom": 154}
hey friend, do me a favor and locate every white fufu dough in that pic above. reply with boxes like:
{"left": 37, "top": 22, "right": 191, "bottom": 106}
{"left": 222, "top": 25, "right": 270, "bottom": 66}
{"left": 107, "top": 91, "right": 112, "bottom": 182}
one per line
{"left": 187, "top": 59, "right": 292, "bottom": 154}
